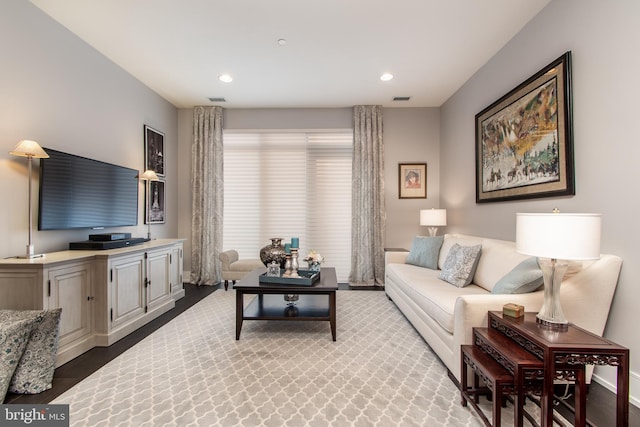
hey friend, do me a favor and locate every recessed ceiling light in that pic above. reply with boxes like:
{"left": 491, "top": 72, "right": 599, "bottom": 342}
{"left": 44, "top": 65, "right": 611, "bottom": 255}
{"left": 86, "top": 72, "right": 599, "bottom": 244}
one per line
{"left": 380, "top": 73, "right": 394, "bottom": 81}
{"left": 277, "top": 38, "right": 287, "bottom": 46}
{"left": 218, "top": 74, "right": 233, "bottom": 83}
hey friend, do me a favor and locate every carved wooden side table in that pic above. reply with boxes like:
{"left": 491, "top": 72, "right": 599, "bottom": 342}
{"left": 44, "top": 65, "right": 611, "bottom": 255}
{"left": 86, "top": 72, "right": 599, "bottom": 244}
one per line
{"left": 489, "top": 311, "right": 629, "bottom": 427}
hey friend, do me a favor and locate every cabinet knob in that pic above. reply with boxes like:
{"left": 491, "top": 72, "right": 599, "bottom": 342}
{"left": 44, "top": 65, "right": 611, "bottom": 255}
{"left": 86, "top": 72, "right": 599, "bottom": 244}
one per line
{"left": 87, "top": 296, "right": 95, "bottom": 301}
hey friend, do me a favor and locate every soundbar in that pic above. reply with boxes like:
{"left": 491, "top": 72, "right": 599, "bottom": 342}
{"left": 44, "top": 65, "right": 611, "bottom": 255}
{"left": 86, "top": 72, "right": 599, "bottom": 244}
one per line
{"left": 69, "top": 237, "right": 149, "bottom": 250}
{"left": 88, "top": 232, "right": 132, "bottom": 241}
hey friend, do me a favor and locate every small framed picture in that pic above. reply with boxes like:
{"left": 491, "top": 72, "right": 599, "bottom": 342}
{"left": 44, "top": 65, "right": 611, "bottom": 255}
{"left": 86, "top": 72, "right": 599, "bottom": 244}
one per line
{"left": 144, "top": 125, "right": 165, "bottom": 176}
{"left": 146, "top": 179, "right": 165, "bottom": 224}
{"left": 399, "top": 163, "right": 427, "bottom": 199}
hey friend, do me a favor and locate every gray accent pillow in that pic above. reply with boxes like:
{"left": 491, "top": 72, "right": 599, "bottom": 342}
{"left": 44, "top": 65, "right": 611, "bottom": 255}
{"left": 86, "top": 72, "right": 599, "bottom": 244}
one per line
{"left": 405, "top": 236, "right": 444, "bottom": 270}
{"left": 438, "top": 243, "right": 482, "bottom": 287}
{"left": 492, "top": 257, "right": 544, "bottom": 294}
{"left": 8, "top": 309, "right": 62, "bottom": 394}
{"left": 0, "top": 314, "right": 41, "bottom": 401}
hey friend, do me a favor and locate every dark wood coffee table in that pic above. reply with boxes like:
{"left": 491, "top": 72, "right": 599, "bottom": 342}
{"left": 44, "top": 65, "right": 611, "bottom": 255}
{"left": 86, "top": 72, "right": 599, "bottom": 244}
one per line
{"left": 233, "top": 267, "right": 339, "bottom": 341}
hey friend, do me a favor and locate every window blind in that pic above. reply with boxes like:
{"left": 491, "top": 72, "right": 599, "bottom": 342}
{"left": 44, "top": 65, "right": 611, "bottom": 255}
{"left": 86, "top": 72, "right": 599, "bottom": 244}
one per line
{"left": 223, "top": 131, "right": 353, "bottom": 282}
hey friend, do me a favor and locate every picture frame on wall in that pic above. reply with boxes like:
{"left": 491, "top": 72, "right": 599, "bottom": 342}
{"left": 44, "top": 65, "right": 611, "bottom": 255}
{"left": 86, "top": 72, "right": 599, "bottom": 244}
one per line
{"left": 146, "top": 179, "right": 165, "bottom": 224}
{"left": 144, "top": 125, "right": 165, "bottom": 177}
{"left": 399, "top": 163, "right": 427, "bottom": 199}
{"left": 475, "top": 51, "right": 574, "bottom": 203}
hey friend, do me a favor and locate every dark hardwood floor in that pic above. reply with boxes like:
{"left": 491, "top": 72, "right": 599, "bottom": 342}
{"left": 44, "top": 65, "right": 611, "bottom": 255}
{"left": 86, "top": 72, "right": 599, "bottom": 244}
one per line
{"left": 4, "top": 283, "right": 638, "bottom": 427}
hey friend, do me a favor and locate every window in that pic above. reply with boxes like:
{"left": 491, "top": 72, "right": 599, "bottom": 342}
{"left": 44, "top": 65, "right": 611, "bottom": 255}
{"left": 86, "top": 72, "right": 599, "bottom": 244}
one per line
{"left": 223, "top": 131, "right": 353, "bottom": 281}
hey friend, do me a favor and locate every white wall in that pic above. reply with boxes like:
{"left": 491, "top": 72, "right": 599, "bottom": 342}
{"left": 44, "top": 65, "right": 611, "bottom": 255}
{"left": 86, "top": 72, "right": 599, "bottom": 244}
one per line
{"left": 0, "top": 0, "right": 177, "bottom": 258}
{"left": 440, "top": 0, "right": 640, "bottom": 402}
{"left": 176, "top": 107, "right": 439, "bottom": 273}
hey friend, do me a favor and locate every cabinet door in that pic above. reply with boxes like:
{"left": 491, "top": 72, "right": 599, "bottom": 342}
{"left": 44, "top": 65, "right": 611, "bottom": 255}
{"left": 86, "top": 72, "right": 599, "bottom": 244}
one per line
{"left": 110, "top": 253, "right": 145, "bottom": 329}
{"left": 48, "top": 262, "right": 92, "bottom": 348}
{"left": 146, "top": 249, "right": 171, "bottom": 311}
{"left": 170, "top": 244, "right": 184, "bottom": 298}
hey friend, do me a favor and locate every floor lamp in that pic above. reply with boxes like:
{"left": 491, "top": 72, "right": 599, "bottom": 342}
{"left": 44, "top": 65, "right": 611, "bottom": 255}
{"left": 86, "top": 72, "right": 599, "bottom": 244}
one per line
{"left": 516, "top": 212, "right": 601, "bottom": 329}
{"left": 9, "top": 140, "right": 50, "bottom": 259}
{"left": 139, "top": 169, "right": 159, "bottom": 240}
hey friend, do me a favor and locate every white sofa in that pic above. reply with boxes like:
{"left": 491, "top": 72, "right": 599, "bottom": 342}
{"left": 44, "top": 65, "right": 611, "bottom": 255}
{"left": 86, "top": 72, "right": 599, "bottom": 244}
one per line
{"left": 384, "top": 233, "right": 623, "bottom": 382}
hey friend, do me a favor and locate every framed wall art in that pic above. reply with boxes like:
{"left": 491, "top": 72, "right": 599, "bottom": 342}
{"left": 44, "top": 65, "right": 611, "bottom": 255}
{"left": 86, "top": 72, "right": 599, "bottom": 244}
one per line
{"left": 144, "top": 125, "right": 165, "bottom": 176}
{"left": 475, "top": 51, "right": 574, "bottom": 203}
{"left": 399, "top": 163, "right": 427, "bottom": 199}
{"left": 146, "top": 179, "right": 166, "bottom": 224}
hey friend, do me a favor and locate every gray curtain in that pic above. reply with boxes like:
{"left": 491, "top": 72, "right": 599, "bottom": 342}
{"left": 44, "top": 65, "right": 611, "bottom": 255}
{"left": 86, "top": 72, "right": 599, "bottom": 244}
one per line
{"left": 190, "top": 106, "right": 224, "bottom": 285}
{"left": 349, "top": 105, "right": 386, "bottom": 286}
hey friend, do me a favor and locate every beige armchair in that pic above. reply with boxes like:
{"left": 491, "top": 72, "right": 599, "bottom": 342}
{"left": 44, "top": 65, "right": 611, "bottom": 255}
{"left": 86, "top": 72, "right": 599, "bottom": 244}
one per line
{"left": 218, "top": 250, "right": 264, "bottom": 290}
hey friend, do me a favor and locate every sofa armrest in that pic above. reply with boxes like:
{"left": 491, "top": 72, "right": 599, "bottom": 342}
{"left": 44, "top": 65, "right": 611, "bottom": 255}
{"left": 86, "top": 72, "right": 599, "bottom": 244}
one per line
{"left": 219, "top": 250, "right": 239, "bottom": 270}
{"left": 385, "top": 251, "right": 409, "bottom": 265}
{"left": 452, "top": 292, "right": 544, "bottom": 349}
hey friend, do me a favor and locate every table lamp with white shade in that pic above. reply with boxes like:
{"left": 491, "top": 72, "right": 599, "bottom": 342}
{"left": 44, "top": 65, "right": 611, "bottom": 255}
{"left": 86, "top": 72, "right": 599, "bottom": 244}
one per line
{"left": 9, "top": 140, "right": 49, "bottom": 259}
{"left": 420, "top": 209, "right": 447, "bottom": 237}
{"left": 516, "top": 212, "right": 601, "bottom": 329}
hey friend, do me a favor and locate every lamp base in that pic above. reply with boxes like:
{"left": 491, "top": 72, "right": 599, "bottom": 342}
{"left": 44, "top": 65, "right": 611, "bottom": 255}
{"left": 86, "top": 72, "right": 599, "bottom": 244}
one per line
{"left": 15, "top": 244, "right": 45, "bottom": 260}
{"left": 536, "top": 258, "right": 569, "bottom": 331}
{"left": 16, "top": 254, "right": 46, "bottom": 260}
{"left": 536, "top": 316, "right": 568, "bottom": 331}
{"left": 427, "top": 227, "right": 439, "bottom": 237}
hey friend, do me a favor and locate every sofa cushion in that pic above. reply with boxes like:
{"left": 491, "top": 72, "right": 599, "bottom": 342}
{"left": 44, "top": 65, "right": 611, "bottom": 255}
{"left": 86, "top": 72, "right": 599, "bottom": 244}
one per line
{"left": 405, "top": 236, "right": 444, "bottom": 270}
{"left": 0, "top": 314, "right": 42, "bottom": 401}
{"left": 439, "top": 243, "right": 482, "bottom": 287}
{"left": 492, "top": 257, "right": 544, "bottom": 294}
{"left": 7, "top": 309, "right": 62, "bottom": 394}
{"left": 386, "top": 263, "right": 488, "bottom": 334}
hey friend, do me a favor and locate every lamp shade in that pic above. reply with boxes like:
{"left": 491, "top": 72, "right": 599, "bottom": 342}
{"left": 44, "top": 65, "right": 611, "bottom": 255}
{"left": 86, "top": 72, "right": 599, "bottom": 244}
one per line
{"left": 9, "top": 140, "right": 49, "bottom": 158}
{"left": 516, "top": 213, "right": 601, "bottom": 260}
{"left": 139, "top": 170, "right": 159, "bottom": 181}
{"left": 420, "top": 209, "right": 447, "bottom": 226}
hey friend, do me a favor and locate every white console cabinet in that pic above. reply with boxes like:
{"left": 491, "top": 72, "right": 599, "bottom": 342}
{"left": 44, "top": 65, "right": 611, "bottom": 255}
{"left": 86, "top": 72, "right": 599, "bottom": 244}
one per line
{"left": 0, "top": 239, "right": 184, "bottom": 366}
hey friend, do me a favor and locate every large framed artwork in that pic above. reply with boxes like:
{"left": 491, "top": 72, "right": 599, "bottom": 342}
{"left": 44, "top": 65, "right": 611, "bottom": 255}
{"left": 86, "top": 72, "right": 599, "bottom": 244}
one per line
{"left": 399, "top": 163, "right": 427, "bottom": 199}
{"left": 144, "top": 125, "right": 165, "bottom": 176}
{"left": 475, "top": 52, "right": 574, "bottom": 203}
{"left": 146, "top": 179, "right": 165, "bottom": 224}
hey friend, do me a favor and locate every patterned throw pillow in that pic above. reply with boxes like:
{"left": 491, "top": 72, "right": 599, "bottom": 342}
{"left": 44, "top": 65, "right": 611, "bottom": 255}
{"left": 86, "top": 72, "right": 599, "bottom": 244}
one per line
{"left": 8, "top": 309, "right": 62, "bottom": 394}
{"left": 0, "top": 314, "right": 41, "bottom": 401}
{"left": 405, "top": 236, "right": 444, "bottom": 270}
{"left": 438, "top": 243, "right": 482, "bottom": 287}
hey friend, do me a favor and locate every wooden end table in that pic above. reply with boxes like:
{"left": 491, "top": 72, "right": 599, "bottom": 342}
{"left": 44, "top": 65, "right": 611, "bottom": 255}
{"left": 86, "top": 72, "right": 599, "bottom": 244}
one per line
{"left": 488, "top": 311, "right": 629, "bottom": 427}
{"left": 233, "top": 267, "right": 339, "bottom": 341}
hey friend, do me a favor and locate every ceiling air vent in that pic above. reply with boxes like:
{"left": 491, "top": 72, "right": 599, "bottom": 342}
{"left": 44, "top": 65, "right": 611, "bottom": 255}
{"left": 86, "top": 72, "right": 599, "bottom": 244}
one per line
{"left": 208, "top": 97, "right": 226, "bottom": 102}
{"left": 393, "top": 96, "right": 411, "bottom": 101}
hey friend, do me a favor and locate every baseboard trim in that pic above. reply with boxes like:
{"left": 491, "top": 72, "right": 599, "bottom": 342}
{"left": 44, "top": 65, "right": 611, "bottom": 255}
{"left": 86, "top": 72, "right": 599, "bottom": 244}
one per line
{"left": 592, "top": 369, "right": 640, "bottom": 409}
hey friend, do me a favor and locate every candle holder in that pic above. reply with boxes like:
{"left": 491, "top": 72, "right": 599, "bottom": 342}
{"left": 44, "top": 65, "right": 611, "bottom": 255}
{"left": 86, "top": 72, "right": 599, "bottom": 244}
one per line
{"left": 290, "top": 248, "right": 300, "bottom": 278}
{"left": 283, "top": 254, "right": 292, "bottom": 277}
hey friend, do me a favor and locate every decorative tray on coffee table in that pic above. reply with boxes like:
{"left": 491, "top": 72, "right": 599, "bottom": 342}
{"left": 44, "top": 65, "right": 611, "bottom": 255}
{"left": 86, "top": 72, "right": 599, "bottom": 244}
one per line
{"left": 258, "top": 269, "right": 321, "bottom": 286}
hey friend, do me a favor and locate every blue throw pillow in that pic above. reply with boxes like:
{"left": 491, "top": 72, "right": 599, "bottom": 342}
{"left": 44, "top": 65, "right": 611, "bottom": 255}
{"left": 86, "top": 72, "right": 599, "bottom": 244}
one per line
{"left": 492, "top": 257, "right": 544, "bottom": 294}
{"left": 405, "top": 236, "right": 444, "bottom": 270}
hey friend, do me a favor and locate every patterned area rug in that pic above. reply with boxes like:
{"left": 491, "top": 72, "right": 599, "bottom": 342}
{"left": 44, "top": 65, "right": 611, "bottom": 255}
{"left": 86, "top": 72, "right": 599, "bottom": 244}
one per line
{"left": 52, "top": 290, "right": 566, "bottom": 426}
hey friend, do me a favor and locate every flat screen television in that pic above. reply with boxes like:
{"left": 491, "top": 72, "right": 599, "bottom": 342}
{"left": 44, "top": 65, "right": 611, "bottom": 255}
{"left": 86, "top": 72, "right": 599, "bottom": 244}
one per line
{"left": 38, "top": 148, "right": 139, "bottom": 230}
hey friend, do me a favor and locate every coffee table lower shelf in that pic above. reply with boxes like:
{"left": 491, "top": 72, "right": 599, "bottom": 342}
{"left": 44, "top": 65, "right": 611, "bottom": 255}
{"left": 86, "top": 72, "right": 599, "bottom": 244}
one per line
{"left": 236, "top": 293, "right": 336, "bottom": 341}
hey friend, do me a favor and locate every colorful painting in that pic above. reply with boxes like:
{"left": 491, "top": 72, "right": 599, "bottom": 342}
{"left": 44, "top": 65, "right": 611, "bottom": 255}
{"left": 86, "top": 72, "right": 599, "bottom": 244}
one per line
{"left": 475, "top": 52, "right": 574, "bottom": 203}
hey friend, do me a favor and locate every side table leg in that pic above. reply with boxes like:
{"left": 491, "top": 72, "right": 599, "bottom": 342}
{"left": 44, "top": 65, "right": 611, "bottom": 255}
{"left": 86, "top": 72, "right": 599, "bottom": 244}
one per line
{"left": 329, "top": 291, "right": 336, "bottom": 341}
{"left": 618, "top": 351, "right": 630, "bottom": 427}
{"left": 574, "top": 366, "right": 586, "bottom": 427}
{"left": 236, "top": 290, "right": 243, "bottom": 340}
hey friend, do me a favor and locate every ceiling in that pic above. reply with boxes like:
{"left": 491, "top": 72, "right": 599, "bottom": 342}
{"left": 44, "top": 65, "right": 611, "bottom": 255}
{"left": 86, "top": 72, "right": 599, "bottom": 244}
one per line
{"left": 31, "top": 0, "right": 551, "bottom": 109}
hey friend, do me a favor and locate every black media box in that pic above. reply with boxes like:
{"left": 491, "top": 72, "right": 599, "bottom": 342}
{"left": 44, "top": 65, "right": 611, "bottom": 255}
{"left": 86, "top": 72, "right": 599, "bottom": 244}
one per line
{"left": 69, "top": 237, "right": 148, "bottom": 250}
{"left": 88, "top": 233, "right": 132, "bottom": 241}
